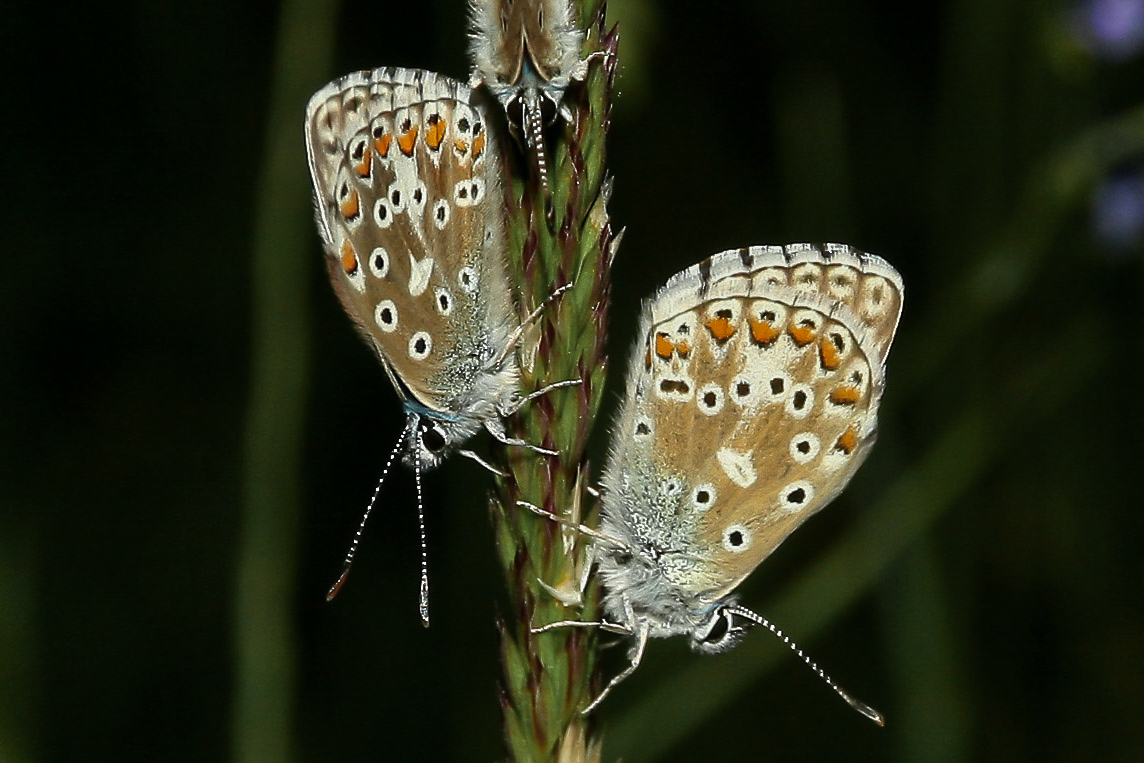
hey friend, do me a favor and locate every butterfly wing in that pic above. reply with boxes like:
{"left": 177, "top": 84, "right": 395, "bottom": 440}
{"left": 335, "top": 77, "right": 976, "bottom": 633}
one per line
{"left": 306, "top": 68, "right": 516, "bottom": 418}
{"left": 602, "top": 244, "right": 903, "bottom": 605}
{"left": 468, "top": 0, "right": 583, "bottom": 101}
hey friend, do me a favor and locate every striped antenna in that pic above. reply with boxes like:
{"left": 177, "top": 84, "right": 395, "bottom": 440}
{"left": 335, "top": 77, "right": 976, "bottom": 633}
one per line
{"left": 326, "top": 420, "right": 413, "bottom": 602}
{"left": 725, "top": 604, "right": 885, "bottom": 726}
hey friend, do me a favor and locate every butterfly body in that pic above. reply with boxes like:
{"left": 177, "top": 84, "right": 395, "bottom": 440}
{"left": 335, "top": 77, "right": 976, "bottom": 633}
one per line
{"left": 594, "top": 243, "right": 903, "bottom": 657}
{"left": 468, "top": 0, "right": 590, "bottom": 194}
{"left": 306, "top": 67, "right": 521, "bottom": 468}
{"left": 468, "top": 0, "right": 585, "bottom": 118}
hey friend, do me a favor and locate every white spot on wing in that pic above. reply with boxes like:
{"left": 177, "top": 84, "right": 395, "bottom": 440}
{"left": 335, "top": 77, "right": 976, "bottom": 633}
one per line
{"left": 458, "top": 265, "right": 477, "bottom": 293}
{"left": 697, "top": 383, "right": 725, "bottom": 415}
{"left": 789, "top": 433, "right": 821, "bottom": 464}
{"left": 785, "top": 383, "right": 813, "bottom": 419}
{"left": 375, "top": 299, "right": 398, "bottom": 332}
{"left": 779, "top": 480, "right": 815, "bottom": 512}
{"left": 716, "top": 448, "right": 756, "bottom": 488}
{"left": 722, "top": 524, "right": 752, "bottom": 553}
{"left": 691, "top": 484, "right": 716, "bottom": 512}
{"left": 434, "top": 286, "right": 453, "bottom": 315}
{"left": 408, "top": 331, "right": 432, "bottom": 360}
{"left": 369, "top": 247, "right": 389, "bottom": 278}
{"left": 407, "top": 252, "right": 434, "bottom": 297}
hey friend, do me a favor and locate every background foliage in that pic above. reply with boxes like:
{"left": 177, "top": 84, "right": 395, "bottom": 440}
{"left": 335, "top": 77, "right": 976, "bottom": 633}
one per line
{"left": 3, "top": 0, "right": 1143, "bottom": 759}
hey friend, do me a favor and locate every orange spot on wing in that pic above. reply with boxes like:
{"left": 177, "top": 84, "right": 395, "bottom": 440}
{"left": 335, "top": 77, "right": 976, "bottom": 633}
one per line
{"left": 819, "top": 336, "right": 841, "bottom": 370}
{"left": 644, "top": 347, "right": 652, "bottom": 369}
{"left": 834, "top": 425, "right": 859, "bottom": 454}
{"left": 655, "top": 332, "right": 674, "bottom": 360}
{"left": 789, "top": 322, "right": 817, "bottom": 346}
{"left": 749, "top": 317, "right": 780, "bottom": 345}
{"left": 453, "top": 138, "right": 468, "bottom": 156}
{"left": 472, "top": 130, "right": 485, "bottom": 160}
{"left": 374, "top": 133, "right": 392, "bottom": 157}
{"left": 353, "top": 148, "right": 372, "bottom": 178}
{"left": 674, "top": 340, "right": 691, "bottom": 358}
{"left": 339, "top": 240, "right": 358, "bottom": 275}
{"left": 397, "top": 125, "right": 418, "bottom": 156}
{"left": 704, "top": 315, "right": 735, "bottom": 343}
{"left": 829, "top": 385, "right": 861, "bottom": 405}
{"left": 340, "top": 189, "right": 360, "bottom": 220}
{"left": 426, "top": 116, "right": 447, "bottom": 150}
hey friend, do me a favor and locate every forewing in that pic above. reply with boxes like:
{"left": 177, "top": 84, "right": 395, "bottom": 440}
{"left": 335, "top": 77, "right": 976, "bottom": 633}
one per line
{"left": 305, "top": 67, "right": 511, "bottom": 413}
{"left": 606, "top": 244, "right": 903, "bottom": 602}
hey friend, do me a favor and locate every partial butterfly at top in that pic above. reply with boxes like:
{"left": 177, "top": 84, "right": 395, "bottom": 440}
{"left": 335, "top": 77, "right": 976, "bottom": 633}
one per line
{"left": 527, "top": 243, "right": 903, "bottom": 718}
{"left": 467, "top": 0, "right": 591, "bottom": 195}
{"left": 306, "top": 67, "right": 574, "bottom": 624}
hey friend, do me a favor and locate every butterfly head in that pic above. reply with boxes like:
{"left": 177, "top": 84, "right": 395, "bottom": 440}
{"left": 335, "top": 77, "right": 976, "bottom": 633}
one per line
{"left": 688, "top": 600, "right": 755, "bottom": 654}
{"left": 594, "top": 532, "right": 751, "bottom": 649}
{"left": 402, "top": 403, "right": 485, "bottom": 470}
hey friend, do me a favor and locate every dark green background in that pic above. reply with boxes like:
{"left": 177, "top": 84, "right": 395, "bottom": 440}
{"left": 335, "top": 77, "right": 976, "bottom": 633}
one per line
{"left": 4, "top": 0, "right": 1143, "bottom": 759}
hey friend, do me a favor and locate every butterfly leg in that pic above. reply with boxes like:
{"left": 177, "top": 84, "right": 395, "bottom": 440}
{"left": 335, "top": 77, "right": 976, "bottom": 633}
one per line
{"left": 457, "top": 449, "right": 508, "bottom": 477}
{"left": 581, "top": 615, "right": 650, "bottom": 714}
{"left": 559, "top": 49, "right": 613, "bottom": 122}
{"left": 482, "top": 416, "right": 558, "bottom": 456}
{"left": 487, "top": 377, "right": 581, "bottom": 456}
{"left": 531, "top": 617, "right": 630, "bottom": 636}
{"left": 505, "top": 378, "right": 581, "bottom": 415}
{"left": 493, "top": 282, "right": 574, "bottom": 369}
{"left": 516, "top": 492, "right": 603, "bottom": 606}
{"left": 516, "top": 500, "right": 631, "bottom": 550}
{"left": 537, "top": 541, "right": 596, "bottom": 607}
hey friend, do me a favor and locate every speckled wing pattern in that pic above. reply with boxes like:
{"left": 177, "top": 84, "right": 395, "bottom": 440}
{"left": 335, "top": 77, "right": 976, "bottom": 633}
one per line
{"left": 305, "top": 67, "right": 517, "bottom": 423}
{"left": 602, "top": 244, "right": 903, "bottom": 603}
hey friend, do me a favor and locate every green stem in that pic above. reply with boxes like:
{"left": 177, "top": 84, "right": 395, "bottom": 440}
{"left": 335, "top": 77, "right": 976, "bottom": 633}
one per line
{"left": 491, "top": 2, "right": 618, "bottom": 760}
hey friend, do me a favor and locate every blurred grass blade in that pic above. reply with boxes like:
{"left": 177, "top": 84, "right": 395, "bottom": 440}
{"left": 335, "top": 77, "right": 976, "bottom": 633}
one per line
{"left": 233, "top": 0, "right": 338, "bottom": 761}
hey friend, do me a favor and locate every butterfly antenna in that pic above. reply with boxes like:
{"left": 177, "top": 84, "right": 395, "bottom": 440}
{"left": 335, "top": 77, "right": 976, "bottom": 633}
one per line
{"left": 326, "top": 422, "right": 411, "bottom": 602}
{"left": 522, "top": 90, "right": 552, "bottom": 214}
{"left": 414, "top": 449, "right": 430, "bottom": 628}
{"left": 726, "top": 605, "right": 885, "bottom": 726}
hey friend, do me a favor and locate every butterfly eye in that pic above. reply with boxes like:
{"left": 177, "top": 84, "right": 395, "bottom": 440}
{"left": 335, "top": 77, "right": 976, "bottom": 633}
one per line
{"left": 703, "top": 612, "right": 729, "bottom": 643}
{"left": 420, "top": 423, "right": 447, "bottom": 454}
{"left": 691, "top": 607, "right": 749, "bottom": 654}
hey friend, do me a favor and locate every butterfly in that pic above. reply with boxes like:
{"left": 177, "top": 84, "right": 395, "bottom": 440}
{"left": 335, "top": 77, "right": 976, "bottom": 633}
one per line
{"left": 305, "top": 66, "right": 572, "bottom": 621}
{"left": 467, "top": 0, "right": 591, "bottom": 192}
{"left": 529, "top": 243, "right": 902, "bottom": 717}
